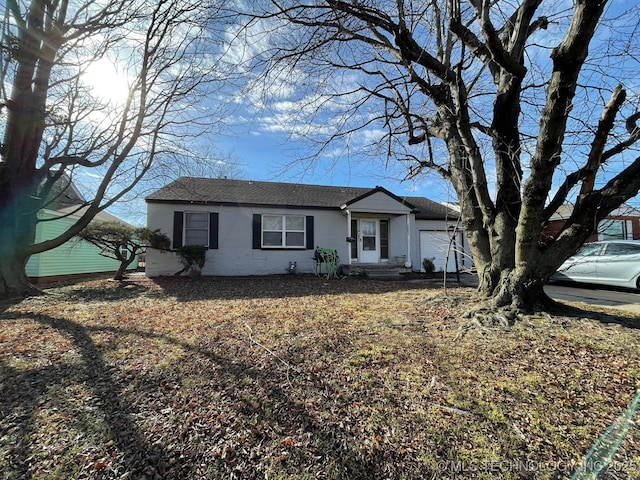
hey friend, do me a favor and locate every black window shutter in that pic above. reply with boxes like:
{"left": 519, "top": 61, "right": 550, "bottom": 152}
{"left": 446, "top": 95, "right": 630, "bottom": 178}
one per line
{"left": 173, "top": 211, "right": 184, "bottom": 249}
{"left": 209, "top": 212, "right": 219, "bottom": 249}
{"left": 306, "top": 216, "right": 314, "bottom": 249}
{"left": 252, "top": 214, "right": 261, "bottom": 249}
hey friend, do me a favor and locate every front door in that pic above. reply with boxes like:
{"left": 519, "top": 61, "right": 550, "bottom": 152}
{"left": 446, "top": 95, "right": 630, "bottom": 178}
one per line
{"left": 359, "top": 219, "right": 379, "bottom": 263}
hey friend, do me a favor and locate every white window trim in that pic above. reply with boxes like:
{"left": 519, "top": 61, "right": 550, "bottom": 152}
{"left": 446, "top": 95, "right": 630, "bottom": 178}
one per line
{"left": 261, "top": 214, "right": 306, "bottom": 249}
{"left": 184, "top": 211, "right": 210, "bottom": 247}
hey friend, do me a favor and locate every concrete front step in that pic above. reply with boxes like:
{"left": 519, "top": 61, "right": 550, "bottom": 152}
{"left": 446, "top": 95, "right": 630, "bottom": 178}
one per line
{"left": 341, "top": 263, "right": 410, "bottom": 278}
{"left": 366, "top": 269, "right": 402, "bottom": 278}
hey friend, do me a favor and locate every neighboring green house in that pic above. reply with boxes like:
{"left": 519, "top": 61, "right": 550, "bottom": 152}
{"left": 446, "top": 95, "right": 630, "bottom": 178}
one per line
{"left": 26, "top": 179, "right": 138, "bottom": 283}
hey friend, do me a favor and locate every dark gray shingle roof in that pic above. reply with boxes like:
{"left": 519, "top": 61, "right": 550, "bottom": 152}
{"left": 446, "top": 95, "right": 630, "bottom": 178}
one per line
{"left": 406, "top": 196, "right": 459, "bottom": 220}
{"left": 146, "top": 177, "right": 458, "bottom": 219}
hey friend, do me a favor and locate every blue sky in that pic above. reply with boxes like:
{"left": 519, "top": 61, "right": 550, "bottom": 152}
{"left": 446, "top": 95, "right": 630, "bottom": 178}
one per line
{"left": 109, "top": 99, "right": 458, "bottom": 226}
{"left": 220, "top": 121, "right": 454, "bottom": 197}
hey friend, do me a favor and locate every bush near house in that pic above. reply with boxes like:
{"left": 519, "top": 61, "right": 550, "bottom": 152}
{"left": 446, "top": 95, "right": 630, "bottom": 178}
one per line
{"left": 423, "top": 257, "right": 436, "bottom": 274}
{"left": 175, "top": 245, "right": 207, "bottom": 276}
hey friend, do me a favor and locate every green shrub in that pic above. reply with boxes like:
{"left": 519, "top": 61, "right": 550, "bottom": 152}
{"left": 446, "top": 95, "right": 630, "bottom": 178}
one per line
{"left": 422, "top": 257, "right": 436, "bottom": 274}
{"left": 176, "top": 245, "right": 207, "bottom": 276}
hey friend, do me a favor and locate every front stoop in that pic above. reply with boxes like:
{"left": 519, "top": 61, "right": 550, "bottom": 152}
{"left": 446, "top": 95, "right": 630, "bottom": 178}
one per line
{"left": 341, "top": 263, "right": 411, "bottom": 279}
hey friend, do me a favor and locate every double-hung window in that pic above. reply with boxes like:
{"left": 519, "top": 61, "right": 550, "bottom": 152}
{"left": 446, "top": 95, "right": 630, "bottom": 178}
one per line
{"left": 184, "top": 212, "right": 209, "bottom": 246}
{"left": 262, "top": 214, "right": 306, "bottom": 248}
{"left": 172, "top": 211, "right": 219, "bottom": 250}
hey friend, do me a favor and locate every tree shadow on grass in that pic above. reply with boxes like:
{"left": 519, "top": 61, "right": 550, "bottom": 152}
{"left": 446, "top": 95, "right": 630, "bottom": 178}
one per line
{"left": 0, "top": 312, "right": 425, "bottom": 479}
{"left": 1, "top": 273, "right": 468, "bottom": 309}
{"left": 561, "top": 303, "right": 640, "bottom": 329}
{"left": 29, "top": 274, "right": 451, "bottom": 305}
{"left": 0, "top": 280, "right": 154, "bottom": 314}
{"left": 540, "top": 295, "right": 640, "bottom": 330}
{"left": 1, "top": 313, "right": 163, "bottom": 479}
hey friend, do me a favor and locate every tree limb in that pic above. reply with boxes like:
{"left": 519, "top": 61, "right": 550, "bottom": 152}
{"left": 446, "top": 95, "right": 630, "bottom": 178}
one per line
{"left": 601, "top": 111, "right": 640, "bottom": 161}
{"left": 579, "top": 84, "right": 626, "bottom": 196}
{"left": 469, "top": 0, "right": 528, "bottom": 78}
{"left": 545, "top": 102, "right": 640, "bottom": 223}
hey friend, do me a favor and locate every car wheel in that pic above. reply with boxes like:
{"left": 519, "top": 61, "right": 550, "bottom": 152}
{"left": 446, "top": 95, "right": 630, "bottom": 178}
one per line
{"left": 636, "top": 276, "right": 640, "bottom": 292}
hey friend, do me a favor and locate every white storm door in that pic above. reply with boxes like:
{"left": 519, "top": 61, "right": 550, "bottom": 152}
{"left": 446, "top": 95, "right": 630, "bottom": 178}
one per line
{"left": 359, "top": 219, "right": 379, "bottom": 263}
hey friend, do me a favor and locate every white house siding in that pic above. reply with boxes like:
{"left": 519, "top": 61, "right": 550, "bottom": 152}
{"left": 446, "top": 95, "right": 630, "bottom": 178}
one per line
{"left": 387, "top": 215, "right": 412, "bottom": 264}
{"left": 145, "top": 203, "right": 349, "bottom": 276}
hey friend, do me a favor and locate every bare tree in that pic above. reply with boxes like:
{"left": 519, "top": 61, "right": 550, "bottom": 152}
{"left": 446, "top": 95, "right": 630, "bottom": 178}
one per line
{"left": 233, "top": 0, "right": 640, "bottom": 318}
{"left": 0, "top": 0, "right": 229, "bottom": 296}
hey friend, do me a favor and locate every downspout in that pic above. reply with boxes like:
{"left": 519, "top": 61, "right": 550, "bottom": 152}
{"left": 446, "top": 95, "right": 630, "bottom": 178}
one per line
{"left": 346, "top": 209, "right": 352, "bottom": 264}
{"left": 406, "top": 213, "right": 411, "bottom": 267}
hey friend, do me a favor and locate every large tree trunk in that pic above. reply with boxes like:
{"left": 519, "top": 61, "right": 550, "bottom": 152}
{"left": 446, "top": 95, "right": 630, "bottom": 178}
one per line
{"left": 0, "top": 198, "right": 34, "bottom": 296}
{"left": 0, "top": 0, "right": 53, "bottom": 299}
{"left": 489, "top": 269, "right": 553, "bottom": 312}
{"left": 0, "top": 172, "right": 41, "bottom": 297}
{"left": 465, "top": 265, "right": 560, "bottom": 327}
{"left": 0, "top": 248, "right": 39, "bottom": 297}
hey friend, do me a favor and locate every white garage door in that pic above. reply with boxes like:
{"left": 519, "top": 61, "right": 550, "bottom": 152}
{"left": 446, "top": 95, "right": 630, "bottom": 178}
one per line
{"left": 419, "top": 231, "right": 457, "bottom": 272}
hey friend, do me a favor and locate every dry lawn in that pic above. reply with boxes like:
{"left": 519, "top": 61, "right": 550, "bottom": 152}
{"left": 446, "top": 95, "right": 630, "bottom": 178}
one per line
{"left": 1, "top": 275, "right": 640, "bottom": 479}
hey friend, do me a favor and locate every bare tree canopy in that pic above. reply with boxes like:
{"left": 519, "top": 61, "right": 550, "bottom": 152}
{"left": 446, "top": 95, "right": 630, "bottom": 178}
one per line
{"left": 230, "top": 0, "right": 640, "bottom": 318}
{"left": 0, "top": 0, "right": 231, "bottom": 296}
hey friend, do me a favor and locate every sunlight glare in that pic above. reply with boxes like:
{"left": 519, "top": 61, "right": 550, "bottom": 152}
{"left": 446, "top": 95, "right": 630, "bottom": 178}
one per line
{"left": 83, "top": 59, "right": 131, "bottom": 105}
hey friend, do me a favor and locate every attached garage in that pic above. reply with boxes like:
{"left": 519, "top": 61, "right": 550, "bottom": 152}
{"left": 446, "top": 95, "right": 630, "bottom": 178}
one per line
{"left": 419, "top": 230, "right": 463, "bottom": 272}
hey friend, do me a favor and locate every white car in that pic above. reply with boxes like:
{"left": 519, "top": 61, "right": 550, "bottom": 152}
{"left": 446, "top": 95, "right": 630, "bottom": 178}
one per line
{"left": 550, "top": 240, "right": 640, "bottom": 290}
